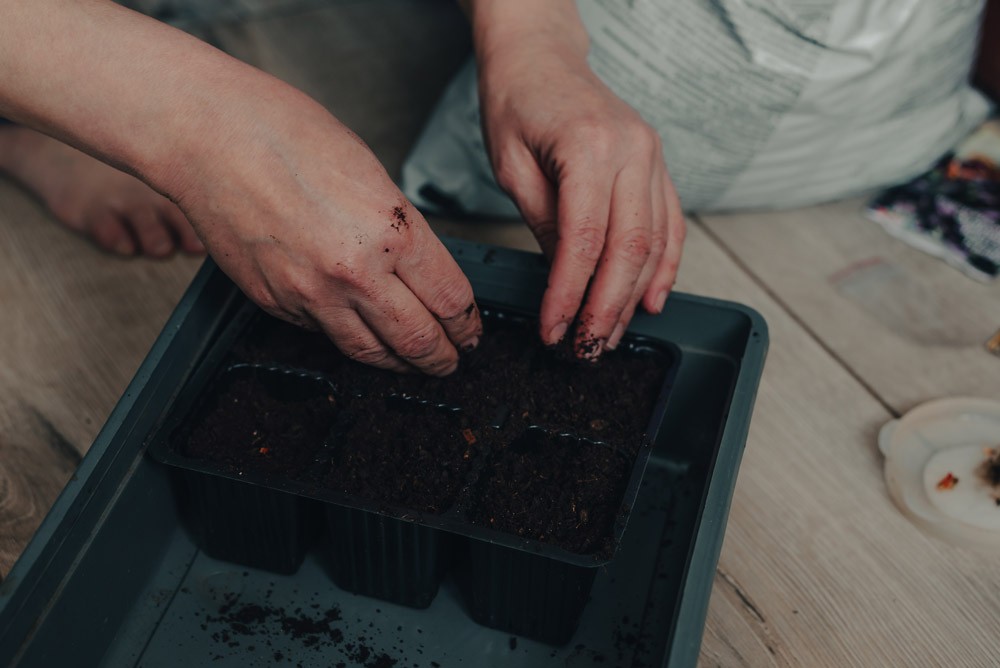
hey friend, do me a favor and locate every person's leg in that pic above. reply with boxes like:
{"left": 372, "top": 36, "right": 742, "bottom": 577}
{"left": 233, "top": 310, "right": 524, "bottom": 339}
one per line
{"left": 0, "top": 122, "right": 203, "bottom": 257}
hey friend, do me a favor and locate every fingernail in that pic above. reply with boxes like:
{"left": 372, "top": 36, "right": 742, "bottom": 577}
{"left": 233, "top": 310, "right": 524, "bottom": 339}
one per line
{"left": 460, "top": 336, "right": 480, "bottom": 353}
{"left": 606, "top": 322, "right": 625, "bottom": 350}
{"left": 549, "top": 321, "right": 569, "bottom": 344}
{"left": 578, "top": 335, "right": 604, "bottom": 361}
{"left": 654, "top": 289, "right": 668, "bottom": 313}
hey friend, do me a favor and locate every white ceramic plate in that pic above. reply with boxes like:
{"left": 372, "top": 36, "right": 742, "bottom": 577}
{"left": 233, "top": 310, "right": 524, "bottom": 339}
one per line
{"left": 880, "top": 397, "right": 1000, "bottom": 549}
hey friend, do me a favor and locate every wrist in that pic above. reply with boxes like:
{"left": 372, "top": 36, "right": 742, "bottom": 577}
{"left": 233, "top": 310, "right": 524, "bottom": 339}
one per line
{"left": 464, "top": 0, "right": 590, "bottom": 70}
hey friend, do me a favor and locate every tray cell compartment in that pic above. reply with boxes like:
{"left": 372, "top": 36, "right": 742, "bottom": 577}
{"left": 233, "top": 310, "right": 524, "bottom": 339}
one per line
{"left": 458, "top": 538, "right": 598, "bottom": 645}
{"left": 325, "top": 505, "right": 451, "bottom": 609}
{"left": 164, "top": 364, "right": 339, "bottom": 574}
{"left": 175, "top": 473, "right": 318, "bottom": 575}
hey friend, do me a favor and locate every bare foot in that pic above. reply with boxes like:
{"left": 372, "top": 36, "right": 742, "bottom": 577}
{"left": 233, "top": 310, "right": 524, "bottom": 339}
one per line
{"left": 0, "top": 124, "right": 204, "bottom": 257}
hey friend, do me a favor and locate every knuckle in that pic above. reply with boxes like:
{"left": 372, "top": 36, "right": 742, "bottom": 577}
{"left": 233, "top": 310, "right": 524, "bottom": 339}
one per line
{"left": 614, "top": 228, "right": 652, "bottom": 266}
{"left": 571, "top": 224, "right": 607, "bottom": 262}
{"left": 571, "top": 119, "right": 615, "bottom": 157}
{"left": 650, "top": 230, "right": 668, "bottom": 257}
{"left": 630, "top": 124, "right": 659, "bottom": 154}
{"left": 395, "top": 322, "right": 444, "bottom": 361}
{"left": 284, "top": 270, "right": 319, "bottom": 306}
{"left": 430, "top": 280, "right": 474, "bottom": 320}
{"left": 346, "top": 342, "right": 393, "bottom": 367}
{"left": 322, "top": 256, "right": 363, "bottom": 287}
{"left": 246, "top": 284, "right": 280, "bottom": 315}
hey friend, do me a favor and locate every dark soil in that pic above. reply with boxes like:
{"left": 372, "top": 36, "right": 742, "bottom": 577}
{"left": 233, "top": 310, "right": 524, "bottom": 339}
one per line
{"left": 203, "top": 595, "right": 398, "bottom": 667}
{"left": 183, "top": 375, "right": 337, "bottom": 482}
{"left": 468, "top": 429, "right": 630, "bottom": 553}
{"left": 183, "top": 308, "right": 673, "bottom": 553}
{"left": 323, "top": 398, "right": 486, "bottom": 514}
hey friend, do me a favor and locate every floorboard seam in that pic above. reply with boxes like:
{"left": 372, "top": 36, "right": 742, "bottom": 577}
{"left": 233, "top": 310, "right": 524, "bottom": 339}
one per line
{"left": 692, "top": 215, "right": 900, "bottom": 418}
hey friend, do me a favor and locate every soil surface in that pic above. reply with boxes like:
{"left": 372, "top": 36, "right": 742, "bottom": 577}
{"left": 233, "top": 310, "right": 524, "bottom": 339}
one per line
{"left": 184, "top": 374, "right": 337, "bottom": 483}
{"left": 183, "top": 308, "right": 673, "bottom": 553}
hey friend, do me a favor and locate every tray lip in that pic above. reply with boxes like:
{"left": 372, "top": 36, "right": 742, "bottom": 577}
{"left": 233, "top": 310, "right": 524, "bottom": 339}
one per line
{"left": 0, "top": 259, "right": 233, "bottom": 658}
{"left": 145, "top": 301, "right": 683, "bottom": 568}
{"left": 665, "top": 297, "right": 768, "bottom": 668}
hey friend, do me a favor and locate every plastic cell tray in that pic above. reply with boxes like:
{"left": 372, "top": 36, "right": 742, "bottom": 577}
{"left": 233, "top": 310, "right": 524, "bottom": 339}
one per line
{"left": 147, "top": 305, "right": 680, "bottom": 644}
{"left": 0, "top": 238, "right": 768, "bottom": 668}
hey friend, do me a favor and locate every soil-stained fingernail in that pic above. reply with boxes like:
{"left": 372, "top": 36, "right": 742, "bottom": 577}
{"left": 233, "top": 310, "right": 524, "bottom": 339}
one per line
{"left": 548, "top": 321, "right": 569, "bottom": 344}
{"left": 461, "top": 336, "right": 480, "bottom": 353}
{"left": 606, "top": 322, "right": 626, "bottom": 350}
{"left": 654, "top": 289, "right": 668, "bottom": 313}
{"left": 577, "top": 333, "right": 604, "bottom": 361}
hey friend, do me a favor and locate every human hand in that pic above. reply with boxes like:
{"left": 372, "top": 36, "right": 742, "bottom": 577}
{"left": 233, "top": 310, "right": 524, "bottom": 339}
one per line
{"left": 470, "top": 1, "right": 685, "bottom": 358}
{"left": 172, "top": 95, "right": 482, "bottom": 376}
{"left": 0, "top": 0, "right": 478, "bottom": 374}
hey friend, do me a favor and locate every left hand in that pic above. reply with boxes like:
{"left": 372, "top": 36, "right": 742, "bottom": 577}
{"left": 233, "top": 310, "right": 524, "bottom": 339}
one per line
{"left": 471, "top": 3, "right": 686, "bottom": 358}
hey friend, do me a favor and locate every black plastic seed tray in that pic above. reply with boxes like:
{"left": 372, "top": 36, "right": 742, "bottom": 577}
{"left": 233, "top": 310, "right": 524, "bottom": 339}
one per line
{"left": 147, "top": 304, "right": 680, "bottom": 644}
{"left": 0, "top": 238, "right": 768, "bottom": 668}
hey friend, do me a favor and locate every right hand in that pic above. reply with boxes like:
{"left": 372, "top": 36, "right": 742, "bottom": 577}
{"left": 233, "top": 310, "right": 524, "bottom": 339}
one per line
{"left": 170, "top": 94, "right": 482, "bottom": 376}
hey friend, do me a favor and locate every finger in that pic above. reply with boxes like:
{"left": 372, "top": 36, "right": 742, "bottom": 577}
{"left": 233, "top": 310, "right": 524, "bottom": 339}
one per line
{"left": 394, "top": 224, "right": 483, "bottom": 351}
{"left": 538, "top": 171, "right": 614, "bottom": 345}
{"left": 494, "top": 144, "right": 558, "bottom": 259}
{"left": 642, "top": 169, "right": 685, "bottom": 313}
{"left": 355, "top": 273, "right": 462, "bottom": 377}
{"left": 574, "top": 163, "right": 653, "bottom": 358}
{"left": 607, "top": 165, "right": 669, "bottom": 350}
{"left": 86, "top": 210, "right": 135, "bottom": 256}
{"left": 126, "top": 206, "right": 174, "bottom": 258}
{"left": 312, "top": 306, "right": 413, "bottom": 374}
{"left": 161, "top": 201, "right": 205, "bottom": 255}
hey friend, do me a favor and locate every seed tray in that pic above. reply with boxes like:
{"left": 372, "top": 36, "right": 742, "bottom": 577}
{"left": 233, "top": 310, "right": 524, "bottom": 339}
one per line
{"left": 148, "top": 305, "right": 679, "bottom": 643}
{"left": 0, "top": 238, "right": 767, "bottom": 667}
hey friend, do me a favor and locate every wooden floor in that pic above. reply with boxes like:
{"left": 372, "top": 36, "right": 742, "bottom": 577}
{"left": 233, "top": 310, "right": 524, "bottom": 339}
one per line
{"left": 2, "top": 1, "right": 999, "bottom": 665}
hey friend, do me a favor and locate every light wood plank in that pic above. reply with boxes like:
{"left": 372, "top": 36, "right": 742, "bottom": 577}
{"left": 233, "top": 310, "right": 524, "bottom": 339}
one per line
{"left": 673, "top": 221, "right": 1000, "bottom": 667}
{"left": 0, "top": 180, "right": 201, "bottom": 578}
{"left": 699, "top": 198, "right": 1000, "bottom": 414}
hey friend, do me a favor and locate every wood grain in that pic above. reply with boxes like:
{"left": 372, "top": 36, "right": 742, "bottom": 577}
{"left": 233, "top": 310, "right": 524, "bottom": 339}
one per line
{"left": 675, "top": 221, "right": 1000, "bottom": 667}
{"left": 0, "top": 179, "right": 201, "bottom": 578}
{"left": 699, "top": 199, "right": 1000, "bottom": 415}
{"left": 2, "top": 2, "right": 999, "bottom": 666}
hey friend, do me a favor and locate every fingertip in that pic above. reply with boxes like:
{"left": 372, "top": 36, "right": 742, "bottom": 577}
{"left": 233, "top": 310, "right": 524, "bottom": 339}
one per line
{"left": 431, "top": 357, "right": 460, "bottom": 377}
{"left": 543, "top": 320, "right": 569, "bottom": 346}
{"left": 574, "top": 327, "right": 605, "bottom": 361}
{"left": 606, "top": 322, "right": 626, "bottom": 350}
{"left": 460, "top": 336, "right": 480, "bottom": 354}
{"left": 643, "top": 287, "right": 668, "bottom": 314}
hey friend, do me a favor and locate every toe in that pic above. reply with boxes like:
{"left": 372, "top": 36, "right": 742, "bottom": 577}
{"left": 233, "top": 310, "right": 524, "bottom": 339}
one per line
{"left": 127, "top": 207, "right": 175, "bottom": 258}
{"left": 89, "top": 213, "right": 135, "bottom": 256}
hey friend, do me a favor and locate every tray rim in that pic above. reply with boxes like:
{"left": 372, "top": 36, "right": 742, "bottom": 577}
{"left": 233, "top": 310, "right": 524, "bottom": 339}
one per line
{"left": 0, "top": 239, "right": 768, "bottom": 668}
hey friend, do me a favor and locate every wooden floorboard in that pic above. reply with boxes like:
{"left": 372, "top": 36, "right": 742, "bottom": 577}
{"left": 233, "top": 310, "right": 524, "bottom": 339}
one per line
{"left": 674, "top": 221, "right": 1000, "bottom": 667}
{"left": 699, "top": 198, "right": 1000, "bottom": 415}
{"left": 1, "top": 2, "right": 997, "bottom": 665}
{"left": 0, "top": 180, "right": 201, "bottom": 577}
